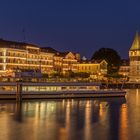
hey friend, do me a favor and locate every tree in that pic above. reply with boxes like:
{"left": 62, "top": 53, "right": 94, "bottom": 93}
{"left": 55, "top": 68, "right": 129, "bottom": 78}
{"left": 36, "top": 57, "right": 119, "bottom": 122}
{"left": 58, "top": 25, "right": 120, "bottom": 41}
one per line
{"left": 91, "top": 48, "right": 121, "bottom": 74}
{"left": 50, "top": 71, "right": 61, "bottom": 78}
{"left": 64, "top": 71, "right": 90, "bottom": 79}
{"left": 42, "top": 73, "right": 48, "bottom": 78}
{"left": 105, "top": 73, "right": 124, "bottom": 79}
{"left": 75, "top": 72, "right": 90, "bottom": 78}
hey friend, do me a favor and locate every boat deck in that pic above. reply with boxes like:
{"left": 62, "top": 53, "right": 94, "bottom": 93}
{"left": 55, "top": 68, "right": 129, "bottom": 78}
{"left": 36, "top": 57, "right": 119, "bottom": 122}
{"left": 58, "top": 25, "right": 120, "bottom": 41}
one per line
{"left": 0, "top": 82, "right": 126, "bottom": 100}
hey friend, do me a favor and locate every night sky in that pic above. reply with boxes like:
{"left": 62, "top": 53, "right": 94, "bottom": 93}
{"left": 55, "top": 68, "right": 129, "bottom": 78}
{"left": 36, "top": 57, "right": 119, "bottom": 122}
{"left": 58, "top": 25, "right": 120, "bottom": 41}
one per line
{"left": 0, "top": 0, "right": 140, "bottom": 59}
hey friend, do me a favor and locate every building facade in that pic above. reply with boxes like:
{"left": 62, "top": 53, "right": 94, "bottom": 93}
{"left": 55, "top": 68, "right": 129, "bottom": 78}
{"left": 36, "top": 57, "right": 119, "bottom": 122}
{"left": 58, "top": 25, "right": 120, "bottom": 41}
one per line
{"left": 73, "top": 60, "right": 108, "bottom": 79}
{"left": 0, "top": 39, "right": 108, "bottom": 79}
{"left": 54, "top": 52, "right": 80, "bottom": 74}
{"left": 129, "top": 32, "right": 140, "bottom": 82}
{"left": 119, "top": 59, "right": 129, "bottom": 77}
{"left": 0, "top": 39, "right": 54, "bottom": 77}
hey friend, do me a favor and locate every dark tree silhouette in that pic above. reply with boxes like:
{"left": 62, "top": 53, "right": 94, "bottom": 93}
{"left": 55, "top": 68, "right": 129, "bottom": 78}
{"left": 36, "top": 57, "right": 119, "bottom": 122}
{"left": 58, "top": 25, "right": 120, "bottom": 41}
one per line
{"left": 91, "top": 48, "right": 121, "bottom": 74}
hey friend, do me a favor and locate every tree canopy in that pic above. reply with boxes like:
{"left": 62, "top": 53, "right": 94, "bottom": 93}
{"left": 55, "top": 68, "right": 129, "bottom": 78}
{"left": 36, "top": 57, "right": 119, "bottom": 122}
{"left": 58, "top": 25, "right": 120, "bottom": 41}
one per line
{"left": 91, "top": 48, "right": 121, "bottom": 74}
{"left": 66, "top": 70, "right": 90, "bottom": 78}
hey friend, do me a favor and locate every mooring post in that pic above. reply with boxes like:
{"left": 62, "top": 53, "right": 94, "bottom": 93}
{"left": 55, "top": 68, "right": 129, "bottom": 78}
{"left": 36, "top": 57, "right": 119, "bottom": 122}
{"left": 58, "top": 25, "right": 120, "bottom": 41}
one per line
{"left": 16, "top": 82, "right": 22, "bottom": 101}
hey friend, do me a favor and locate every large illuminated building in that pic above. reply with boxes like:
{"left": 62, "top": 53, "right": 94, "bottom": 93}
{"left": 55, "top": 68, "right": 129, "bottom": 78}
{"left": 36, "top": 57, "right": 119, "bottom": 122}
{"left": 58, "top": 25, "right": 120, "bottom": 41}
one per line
{"left": 73, "top": 59, "right": 108, "bottom": 79}
{"left": 119, "top": 59, "right": 129, "bottom": 77}
{"left": 0, "top": 39, "right": 54, "bottom": 77}
{"left": 129, "top": 32, "right": 140, "bottom": 82}
{"left": 54, "top": 52, "right": 80, "bottom": 73}
{"left": 0, "top": 39, "right": 108, "bottom": 79}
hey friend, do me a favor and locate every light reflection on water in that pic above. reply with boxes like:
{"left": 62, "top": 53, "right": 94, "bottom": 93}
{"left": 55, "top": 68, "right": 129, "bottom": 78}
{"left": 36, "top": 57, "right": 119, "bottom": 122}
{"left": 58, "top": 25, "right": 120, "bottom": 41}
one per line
{"left": 0, "top": 90, "right": 140, "bottom": 140}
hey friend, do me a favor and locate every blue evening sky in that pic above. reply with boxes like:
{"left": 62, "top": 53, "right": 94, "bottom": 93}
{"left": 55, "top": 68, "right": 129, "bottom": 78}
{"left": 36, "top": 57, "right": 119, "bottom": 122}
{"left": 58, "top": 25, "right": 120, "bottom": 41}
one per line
{"left": 0, "top": 0, "right": 140, "bottom": 58}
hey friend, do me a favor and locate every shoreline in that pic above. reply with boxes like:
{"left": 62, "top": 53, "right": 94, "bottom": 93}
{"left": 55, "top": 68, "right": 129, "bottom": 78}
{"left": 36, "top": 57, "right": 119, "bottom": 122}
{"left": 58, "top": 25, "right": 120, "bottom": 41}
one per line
{"left": 0, "top": 81, "right": 139, "bottom": 88}
{"left": 0, "top": 81, "right": 139, "bottom": 89}
{"left": 102, "top": 82, "right": 140, "bottom": 89}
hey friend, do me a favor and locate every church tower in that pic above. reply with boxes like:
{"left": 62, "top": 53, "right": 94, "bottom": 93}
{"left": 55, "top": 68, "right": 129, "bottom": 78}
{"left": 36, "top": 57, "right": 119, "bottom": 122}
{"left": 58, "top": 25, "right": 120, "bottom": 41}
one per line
{"left": 129, "top": 32, "right": 140, "bottom": 82}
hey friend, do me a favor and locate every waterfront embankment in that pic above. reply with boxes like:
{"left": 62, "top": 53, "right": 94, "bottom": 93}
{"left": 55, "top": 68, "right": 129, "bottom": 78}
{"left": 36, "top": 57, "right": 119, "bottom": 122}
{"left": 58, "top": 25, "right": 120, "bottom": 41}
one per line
{"left": 102, "top": 82, "right": 140, "bottom": 89}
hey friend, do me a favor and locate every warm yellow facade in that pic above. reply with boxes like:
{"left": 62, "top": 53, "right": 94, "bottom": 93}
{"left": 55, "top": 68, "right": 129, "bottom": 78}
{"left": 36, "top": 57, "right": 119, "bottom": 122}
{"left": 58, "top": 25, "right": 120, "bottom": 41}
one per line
{"left": 62, "top": 52, "right": 78, "bottom": 73}
{"left": 53, "top": 55, "right": 63, "bottom": 72}
{"left": 0, "top": 40, "right": 54, "bottom": 76}
{"left": 119, "top": 60, "right": 129, "bottom": 77}
{"left": 76, "top": 63, "right": 100, "bottom": 74}
{"left": 119, "top": 66, "right": 129, "bottom": 76}
{"left": 0, "top": 39, "right": 108, "bottom": 78}
{"left": 73, "top": 60, "right": 107, "bottom": 75}
{"left": 54, "top": 52, "right": 79, "bottom": 73}
{"left": 129, "top": 32, "right": 140, "bottom": 82}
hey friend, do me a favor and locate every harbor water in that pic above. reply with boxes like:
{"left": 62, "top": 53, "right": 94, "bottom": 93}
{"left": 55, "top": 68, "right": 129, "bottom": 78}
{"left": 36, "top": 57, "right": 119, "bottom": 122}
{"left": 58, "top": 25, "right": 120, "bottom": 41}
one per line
{"left": 0, "top": 89, "right": 139, "bottom": 140}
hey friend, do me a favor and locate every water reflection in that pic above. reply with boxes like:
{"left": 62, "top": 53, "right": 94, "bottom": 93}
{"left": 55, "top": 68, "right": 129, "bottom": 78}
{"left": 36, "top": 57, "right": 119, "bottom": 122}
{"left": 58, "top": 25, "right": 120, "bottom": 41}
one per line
{"left": 1, "top": 90, "right": 140, "bottom": 140}
{"left": 108, "top": 99, "right": 122, "bottom": 140}
{"left": 84, "top": 101, "right": 92, "bottom": 140}
{"left": 119, "top": 104, "right": 128, "bottom": 140}
{"left": 14, "top": 102, "right": 22, "bottom": 122}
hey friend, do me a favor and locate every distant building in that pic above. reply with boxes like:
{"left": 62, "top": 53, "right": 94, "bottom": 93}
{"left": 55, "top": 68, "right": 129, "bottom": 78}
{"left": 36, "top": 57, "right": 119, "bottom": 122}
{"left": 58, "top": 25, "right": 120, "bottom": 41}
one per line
{"left": 0, "top": 39, "right": 55, "bottom": 77}
{"left": 0, "top": 38, "right": 108, "bottom": 79}
{"left": 129, "top": 32, "right": 140, "bottom": 82}
{"left": 73, "top": 59, "right": 108, "bottom": 79}
{"left": 54, "top": 52, "right": 80, "bottom": 73}
{"left": 119, "top": 59, "right": 129, "bottom": 77}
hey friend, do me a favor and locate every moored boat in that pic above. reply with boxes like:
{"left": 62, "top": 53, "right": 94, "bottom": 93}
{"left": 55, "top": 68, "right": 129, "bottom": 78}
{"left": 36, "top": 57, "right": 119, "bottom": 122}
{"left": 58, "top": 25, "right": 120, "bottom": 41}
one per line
{"left": 0, "top": 82, "right": 126, "bottom": 99}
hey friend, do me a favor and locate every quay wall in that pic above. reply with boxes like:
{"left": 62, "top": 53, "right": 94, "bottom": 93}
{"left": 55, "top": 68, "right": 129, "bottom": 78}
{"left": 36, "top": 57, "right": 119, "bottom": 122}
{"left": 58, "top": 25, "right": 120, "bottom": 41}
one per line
{"left": 102, "top": 83, "right": 140, "bottom": 89}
